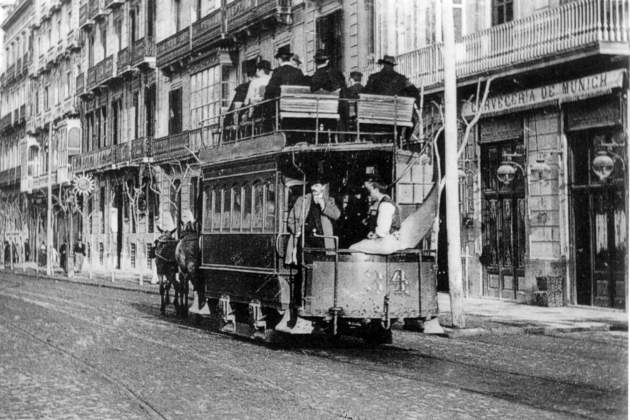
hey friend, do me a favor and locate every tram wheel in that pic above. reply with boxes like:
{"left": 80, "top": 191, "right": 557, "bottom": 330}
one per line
{"left": 362, "top": 320, "right": 392, "bottom": 345}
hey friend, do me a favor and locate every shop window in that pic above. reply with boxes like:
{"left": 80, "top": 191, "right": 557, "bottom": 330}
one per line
{"left": 203, "top": 186, "right": 213, "bottom": 232}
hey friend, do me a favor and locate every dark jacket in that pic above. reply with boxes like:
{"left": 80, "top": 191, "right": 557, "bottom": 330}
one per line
{"left": 364, "top": 67, "right": 418, "bottom": 97}
{"left": 264, "top": 64, "right": 306, "bottom": 99}
{"left": 310, "top": 65, "right": 346, "bottom": 93}
{"left": 345, "top": 83, "right": 364, "bottom": 99}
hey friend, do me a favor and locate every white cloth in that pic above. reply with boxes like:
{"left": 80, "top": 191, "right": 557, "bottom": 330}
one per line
{"left": 374, "top": 201, "right": 396, "bottom": 238}
{"left": 245, "top": 74, "right": 271, "bottom": 106}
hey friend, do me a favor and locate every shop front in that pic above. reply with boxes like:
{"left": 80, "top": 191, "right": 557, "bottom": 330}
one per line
{"left": 465, "top": 68, "right": 628, "bottom": 308}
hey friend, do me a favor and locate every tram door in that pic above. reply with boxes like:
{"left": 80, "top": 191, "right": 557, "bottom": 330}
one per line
{"left": 570, "top": 131, "right": 626, "bottom": 308}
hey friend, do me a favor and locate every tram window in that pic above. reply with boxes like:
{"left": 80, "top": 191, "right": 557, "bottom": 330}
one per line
{"left": 232, "top": 186, "right": 241, "bottom": 231}
{"left": 242, "top": 184, "right": 252, "bottom": 231}
{"left": 203, "top": 187, "right": 212, "bottom": 232}
{"left": 253, "top": 182, "right": 264, "bottom": 232}
{"left": 223, "top": 188, "right": 231, "bottom": 231}
{"left": 212, "top": 189, "right": 222, "bottom": 231}
{"left": 265, "top": 182, "right": 275, "bottom": 232}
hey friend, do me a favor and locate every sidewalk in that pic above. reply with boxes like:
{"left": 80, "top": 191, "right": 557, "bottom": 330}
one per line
{"left": 437, "top": 292, "right": 628, "bottom": 337}
{"left": 2, "top": 266, "right": 627, "bottom": 337}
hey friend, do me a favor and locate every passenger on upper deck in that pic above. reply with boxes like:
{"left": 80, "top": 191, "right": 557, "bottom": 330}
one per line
{"left": 264, "top": 48, "right": 306, "bottom": 100}
{"left": 364, "top": 55, "right": 419, "bottom": 98}
{"left": 244, "top": 60, "right": 272, "bottom": 108}
{"left": 285, "top": 178, "right": 341, "bottom": 265}
{"left": 345, "top": 71, "right": 364, "bottom": 99}
{"left": 350, "top": 176, "right": 403, "bottom": 255}
{"left": 310, "top": 50, "right": 346, "bottom": 93}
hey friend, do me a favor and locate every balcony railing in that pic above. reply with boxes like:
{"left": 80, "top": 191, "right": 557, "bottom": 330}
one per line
{"left": 87, "top": 66, "right": 97, "bottom": 89}
{"left": 192, "top": 9, "right": 222, "bottom": 50}
{"left": 226, "top": 0, "right": 291, "bottom": 33}
{"left": 117, "top": 47, "right": 131, "bottom": 74}
{"left": 76, "top": 73, "right": 85, "bottom": 95}
{"left": 93, "top": 55, "right": 115, "bottom": 87}
{"left": 6, "top": 64, "right": 14, "bottom": 83}
{"left": 0, "top": 167, "right": 20, "bottom": 187}
{"left": 0, "top": 114, "right": 11, "bottom": 131}
{"left": 79, "top": 0, "right": 91, "bottom": 28}
{"left": 112, "top": 142, "right": 131, "bottom": 164}
{"left": 130, "top": 136, "right": 151, "bottom": 160}
{"left": 393, "top": 0, "right": 630, "bottom": 88}
{"left": 152, "top": 132, "right": 192, "bottom": 161}
{"left": 89, "top": 0, "right": 107, "bottom": 20}
{"left": 132, "top": 37, "right": 156, "bottom": 66}
{"left": 156, "top": 27, "right": 191, "bottom": 68}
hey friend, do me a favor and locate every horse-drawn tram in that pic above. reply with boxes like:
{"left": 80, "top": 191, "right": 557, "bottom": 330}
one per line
{"left": 192, "top": 87, "right": 439, "bottom": 344}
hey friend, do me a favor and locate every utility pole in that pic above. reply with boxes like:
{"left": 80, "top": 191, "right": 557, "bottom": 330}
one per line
{"left": 46, "top": 123, "right": 53, "bottom": 277}
{"left": 441, "top": 0, "right": 465, "bottom": 327}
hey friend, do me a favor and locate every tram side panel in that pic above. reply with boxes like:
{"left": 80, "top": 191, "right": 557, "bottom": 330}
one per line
{"left": 200, "top": 234, "right": 287, "bottom": 309}
{"left": 303, "top": 251, "right": 435, "bottom": 321}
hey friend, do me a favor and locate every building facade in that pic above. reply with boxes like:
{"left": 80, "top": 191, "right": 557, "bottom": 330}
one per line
{"left": 413, "top": 0, "right": 629, "bottom": 309}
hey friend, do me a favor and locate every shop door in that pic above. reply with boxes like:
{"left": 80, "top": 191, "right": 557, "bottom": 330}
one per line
{"left": 570, "top": 131, "right": 626, "bottom": 308}
{"left": 480, "top": 141, "right": 526, "bottom": 300}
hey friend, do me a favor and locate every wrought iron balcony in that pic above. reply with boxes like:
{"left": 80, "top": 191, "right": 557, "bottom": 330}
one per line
{"left": 132, "top": 37, "right": 155, "bottom": 67}
{"left": 112, "top": 141, "right": 131, "bottom": 165}
{"left": 6, "top": 64, "right": 14, "bottom": 83}
{"left": 90, "top": 0, "right": 108, "bottom": 21}
{"left": 152, "top": 131, "right": 192, "bottom": 162}
{"left": 0, "top": 114, "right": 11, "bottom": 132}
{"left": 87, "top": 66, "right": 97, "bottom": 89}
{"left": 76, "top": 73, "right": 86, "bottom": 96}
{"left": 391, "top": 0, "right": 630, "bottom": 89}
{"left": 94, "top": 55, "right": 115, "bottom": 87}
{"left": 117, "top": 47, "right": 132, "bottom": 75}
{"left": 156, "top": 27, "right": 191, "bottom": 68}
{"left": 226, "top": 0, "right": 291, "bottom": 35}
{"left": 0, "top": 167, "right": 20, "bottom": 187}
{"left": 79, "top": 0, "right": 92, "bottom": 29}
{"left": 66, "top": 30, "right": 80, "bottom": 52}
{"left": 130, "top": 136, "right": 151, "bottom": 161}
{"left": 192, "top": 8, "right": 222, "bottom": 50}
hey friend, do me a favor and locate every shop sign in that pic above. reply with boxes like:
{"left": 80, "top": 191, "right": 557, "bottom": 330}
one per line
{"left": 462, "top": 69, "right": 626, "bottom": 117}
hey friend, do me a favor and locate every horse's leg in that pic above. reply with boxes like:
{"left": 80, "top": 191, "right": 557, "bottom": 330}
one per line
{"left": 182, "top": 272, "right": 189, "bottom": 315}
{"left": 159, "top": 275, "right": 166, "bottom": 315}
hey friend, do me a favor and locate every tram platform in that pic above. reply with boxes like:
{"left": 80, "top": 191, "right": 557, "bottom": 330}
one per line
{"left": 1, "top": 265, "right": 626, "bottom": 337}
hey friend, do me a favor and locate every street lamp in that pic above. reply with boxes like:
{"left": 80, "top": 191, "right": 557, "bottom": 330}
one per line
{"left": 496, "top": 152, "right": 524, "bottom": 185}
{"left": 591, "top": 135, "right": 626, "bottom": 182}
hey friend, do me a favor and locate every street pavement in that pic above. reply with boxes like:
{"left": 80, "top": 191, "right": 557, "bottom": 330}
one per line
{"left": 0, "top": 271, "right": 627, "bottom": 419}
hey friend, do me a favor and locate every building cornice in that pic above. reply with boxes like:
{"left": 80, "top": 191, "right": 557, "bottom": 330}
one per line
{"left": 2, "top": 0, "right": 33, "bottom": 32}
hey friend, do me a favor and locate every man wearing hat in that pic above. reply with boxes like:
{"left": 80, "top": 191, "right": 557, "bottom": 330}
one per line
{"left": 364, "top": 55, "right": 419, "bottom": 98}
{"left": 345, "top": 71, "right": 364, "bottom": 99}
{"left": 310, "top": 50, "right": 346, "bottom": 93}
{"left": 263, "top": 47, "right": 306, "bottom": 100}
{"left": 244, "top": 60, "right": 272, "bottom": 107}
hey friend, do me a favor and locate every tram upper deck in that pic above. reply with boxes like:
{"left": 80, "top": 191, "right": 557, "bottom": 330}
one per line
{"left": 197, "top": 86, "right": 420, "bottom": 165}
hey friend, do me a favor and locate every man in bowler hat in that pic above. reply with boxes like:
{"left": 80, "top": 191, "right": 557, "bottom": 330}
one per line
{"left": 310, "top": 50, "right": 346, "bottom": 93}
{"left": 345, "top": 71, "right": 364, "bottom": 99}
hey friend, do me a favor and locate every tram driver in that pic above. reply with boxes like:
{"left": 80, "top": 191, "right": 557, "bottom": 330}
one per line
{"left": 285, "top": 178, "right": 341, "bottom": 265}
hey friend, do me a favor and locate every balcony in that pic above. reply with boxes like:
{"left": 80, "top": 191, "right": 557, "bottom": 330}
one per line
{"left": 6, "top": 64, "right": 14, "bottom": 84}
{"left": 90, "top": 0, "right": 108, "bottom": 21}
{"left": 132, "top": 37, "right": 156, "bottom": 67}
{"left": 226, "top": 0, "right": 291, "bottom": 35}
{"left": 0, "top": 167, "right": 20, "bottom": 187}
{"left": 19, "top": 105, "right": 26, "bottom": 123}
{"left": 105, "top": 0, "right": 124, "bottom": 10}
{"left": 117, "top": 47, "right": 132, "bottom": 75}
{"left": 394, "top": 0, "right": 630, "bottom": 89}
{"left": 76, "top": 73, "right": 88, "bottom": 97}
{"left": 0, "top": 114, "right": 11, "bottom": 132}
{"left": 192, "top": 9, "right": 222, "bottom": 50}
{"left": 152, "top": 132, "right": 193, "bottom": 162}
{"left": 87, "top": 66, "right": 97, "bottom": 90}
{"left": 156, "top": 27, "right": 191, "bottom": 69}
{"left": 112, "top": 142, "right": 131, "bottom": 165}
{"left": 130, "top": 136, "right": 151, "bottom": 161}
{"left": 66, "top": 30, "right": 81, "bottom": 52}
{"left": 79, "top": 0, "right": 92, "bottom": 30}
{"left": 71, "top": 146, "right": 115, "bottom": 172}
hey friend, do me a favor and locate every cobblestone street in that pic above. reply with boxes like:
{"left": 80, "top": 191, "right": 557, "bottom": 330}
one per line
{"left": 0, "top": 272, "right": 626, "bottom": 420}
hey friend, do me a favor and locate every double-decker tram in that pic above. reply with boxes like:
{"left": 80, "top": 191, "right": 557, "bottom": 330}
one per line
{"left": 197, "top": 87, "right": 439, "bottom": 344}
